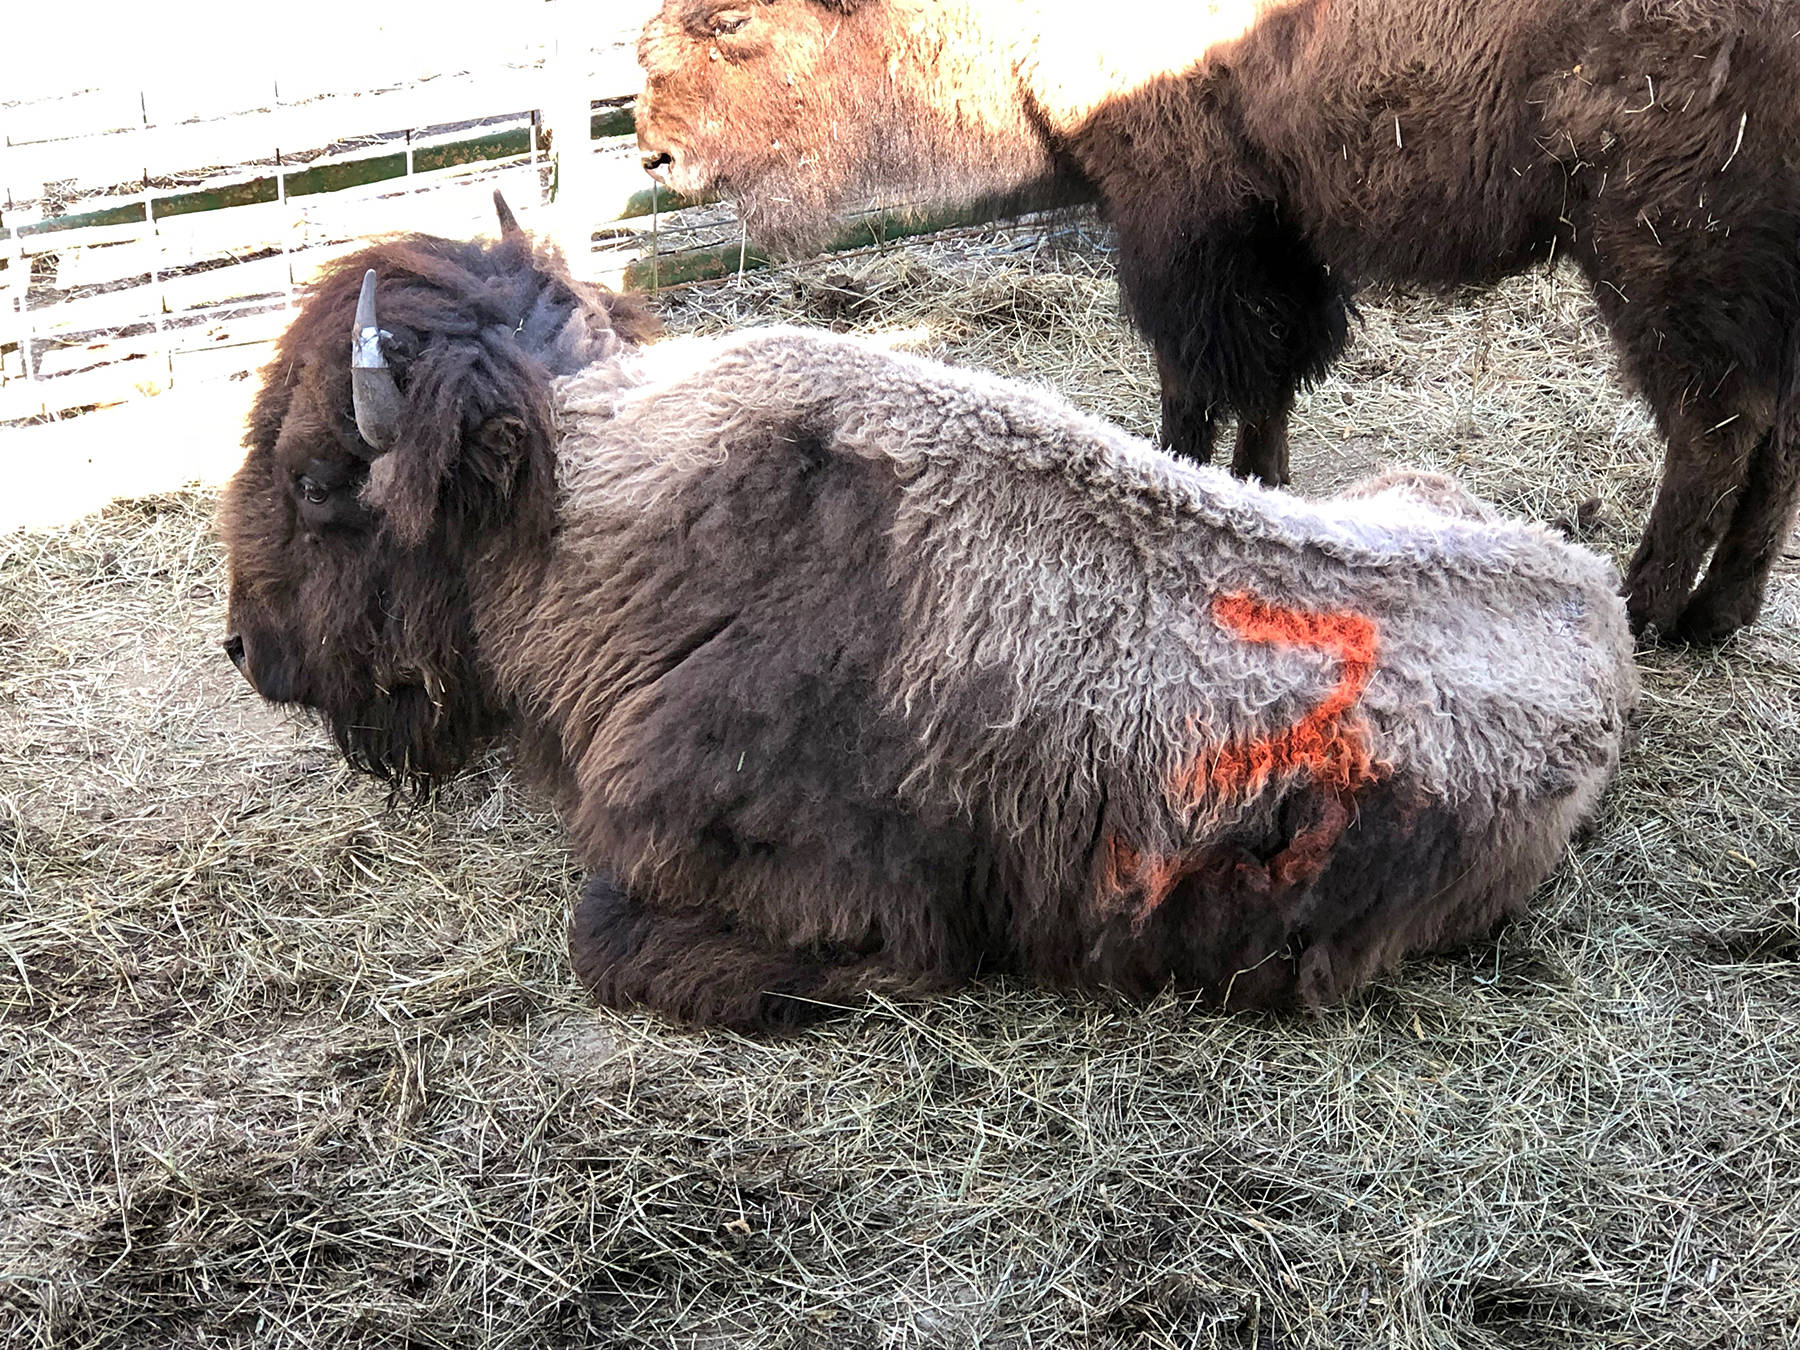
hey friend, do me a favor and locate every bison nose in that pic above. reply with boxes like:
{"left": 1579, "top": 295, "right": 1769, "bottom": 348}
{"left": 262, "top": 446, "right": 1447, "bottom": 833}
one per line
{"left": 222, "top": 633, "right": 246, "bottom": 672}
{"left": 641, "top": 149, "right": 674, "bottom": 179}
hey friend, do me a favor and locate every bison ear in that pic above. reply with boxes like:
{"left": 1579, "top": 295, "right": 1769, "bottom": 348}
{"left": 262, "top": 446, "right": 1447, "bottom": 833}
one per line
{"left": 459, "top": 413, "right": 538, "bottom": 504}
{"left": 364, "top": 407, "right": 547, "bottom": 549}
{"left": 354, "top": 293, "right": 555, "bottom": 548}
{"left": 364, "top": 440, "right": 449, "bottom": 549}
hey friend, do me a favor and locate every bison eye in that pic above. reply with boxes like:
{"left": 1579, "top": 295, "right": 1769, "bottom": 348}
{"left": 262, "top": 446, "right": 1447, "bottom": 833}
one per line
{"left": 290, "top": 459, "right": 372, "bottom": 533}
{"left": 710, "top": 9, "right": 750, "bottom": 34}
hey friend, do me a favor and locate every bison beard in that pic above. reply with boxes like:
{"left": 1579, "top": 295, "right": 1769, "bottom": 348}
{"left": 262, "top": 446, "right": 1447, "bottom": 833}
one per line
{"left": 633, "top": 0, "right": 1800, "bottom": 643}
{"left": 222, "top": 227, "right": 1636, "bottom": 1033}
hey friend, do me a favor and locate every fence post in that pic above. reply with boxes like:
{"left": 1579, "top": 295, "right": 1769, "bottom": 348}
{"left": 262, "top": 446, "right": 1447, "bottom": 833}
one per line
{"left": 1, "top": 224, "right": 34, "bottom": 403}
{"left": 274, "top": 78, "right": 297, "bottom": 312}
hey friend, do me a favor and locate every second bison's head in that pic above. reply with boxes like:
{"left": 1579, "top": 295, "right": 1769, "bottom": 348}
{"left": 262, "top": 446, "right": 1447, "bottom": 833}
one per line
{"left": 636, "top": 0, "right": 1051, "bottom": 252}
{"left": 220, "top": 199, "right": 657, "bottom": 790}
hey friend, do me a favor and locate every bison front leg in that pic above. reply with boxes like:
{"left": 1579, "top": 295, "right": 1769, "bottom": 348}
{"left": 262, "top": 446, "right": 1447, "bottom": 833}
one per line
{"left": 1230, "top": 399, "right": 1296, "bottom": 488}
{"left": 1154, "top": 347, "right": 1223, "bottom": 465}
{"left": 568, "top": 872, "right": 889, "bottom": 1031}
{"left": 1155, "top": 344, "right": 1297, "bottom": 484}
{"left": 1624, "top": 410, "right": 1765, "bottom": 640}
{"left": 1677, "top": 417, "right": 1800, "bottom": 643}
{"left": 1130, "top": 206, "right": 1348, "bottom": 485}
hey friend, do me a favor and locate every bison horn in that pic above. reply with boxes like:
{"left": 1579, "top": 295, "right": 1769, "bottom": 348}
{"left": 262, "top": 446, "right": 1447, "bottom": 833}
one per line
{"left": 350, "top": 269, "right": 403, "bottom": 453}
{"left": 493, "top": 188, "right": 525, "bottom": 241}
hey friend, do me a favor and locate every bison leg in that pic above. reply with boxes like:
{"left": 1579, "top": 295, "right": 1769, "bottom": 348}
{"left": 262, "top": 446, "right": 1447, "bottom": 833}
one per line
{"left": 1623, "top": 409, "right": 1763, "bottom": 640}
{"left": 1155, "top": 347, "right": 1222, "bottom": 464}
{"left": 568, "top": 872, "right": 891, "bottom": 1031}
{"left": 1230, "top": 401, "right": 1295, "bottom": 488}
{"left": 1677, "top": 424, "right": 1800, "bottom": 643}
{"left": 1156, "top": 346, "right": 1300, "bottom": 484}
{"left": 1127, "top": 203, "right": 1349, "bottom": 478}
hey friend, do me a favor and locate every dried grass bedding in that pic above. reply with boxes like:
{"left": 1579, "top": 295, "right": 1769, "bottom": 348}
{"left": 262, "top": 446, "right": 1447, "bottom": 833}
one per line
{"left": 2, "top": 225, "right": 1798, "bottom": 1348}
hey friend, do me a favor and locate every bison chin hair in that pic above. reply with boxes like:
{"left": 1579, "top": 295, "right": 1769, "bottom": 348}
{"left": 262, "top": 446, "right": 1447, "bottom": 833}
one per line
{"left": 313, "top": 568, "right": 513, "bottom": 798}
{"left": 323, "top": 677, "right": 505, "bottom": 800}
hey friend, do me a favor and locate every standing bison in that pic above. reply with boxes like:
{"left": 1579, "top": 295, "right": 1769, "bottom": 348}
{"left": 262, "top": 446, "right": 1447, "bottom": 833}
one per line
{"left": 634, "top": 0, "right": 1800, "bottom": 643}
{"left": 221, "top": 213, "right": 1635, "bottom": 1031}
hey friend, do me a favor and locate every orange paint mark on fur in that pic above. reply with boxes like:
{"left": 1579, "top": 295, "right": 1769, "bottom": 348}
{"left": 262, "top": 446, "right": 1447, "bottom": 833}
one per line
{"left": 1173, "top": 592, "right": 1382, "bottom": 805}
{"left": 1100, "top": 836, "right": 1189, "bottom": 918}
{"left": 1097, "top": 591, "right": 1384, "bottom": 925}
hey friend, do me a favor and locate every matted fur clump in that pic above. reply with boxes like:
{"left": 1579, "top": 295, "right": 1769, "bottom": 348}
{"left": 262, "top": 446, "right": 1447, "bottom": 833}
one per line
{"left": 221, "top": 233, "right": 1637, "bottom": 1030}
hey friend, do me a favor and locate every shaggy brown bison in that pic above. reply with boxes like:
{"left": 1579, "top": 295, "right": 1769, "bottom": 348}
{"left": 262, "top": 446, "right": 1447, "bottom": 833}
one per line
{"left": 221, "top": 211, "right": 1636, "bottom": 1031}
{"left": 634, "top": 0, "right": 1800, "bottom": 643}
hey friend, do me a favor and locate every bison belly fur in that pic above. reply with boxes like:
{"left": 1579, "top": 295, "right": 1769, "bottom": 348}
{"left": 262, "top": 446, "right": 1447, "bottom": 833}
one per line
{"left": 222, "top": 242, "right": 1637, "bottom": 1031}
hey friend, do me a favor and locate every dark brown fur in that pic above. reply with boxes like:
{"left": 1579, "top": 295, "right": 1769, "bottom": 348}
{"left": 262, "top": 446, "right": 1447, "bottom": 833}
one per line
{"left": 635, "top": 0, "right": 1800, "bottom": 641}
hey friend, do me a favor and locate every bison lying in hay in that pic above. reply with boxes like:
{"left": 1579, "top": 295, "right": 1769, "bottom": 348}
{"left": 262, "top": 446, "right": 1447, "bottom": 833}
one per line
{"left": 633, "top": 0, "right": 1800, "bottom": 644}
{"left": 220, "top": 213, "right": 1636, "bottom": 1030}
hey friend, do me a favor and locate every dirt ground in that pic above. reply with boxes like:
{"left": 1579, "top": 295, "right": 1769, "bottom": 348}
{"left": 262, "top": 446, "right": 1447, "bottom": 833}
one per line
{"left": 2, "top": 227, "right": 1797, "bottom": 1348}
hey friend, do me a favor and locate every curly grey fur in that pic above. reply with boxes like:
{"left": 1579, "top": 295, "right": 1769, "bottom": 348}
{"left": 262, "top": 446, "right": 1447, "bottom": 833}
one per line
{"left": 499, "top": 329, "right": 1634, "bottom": 1025}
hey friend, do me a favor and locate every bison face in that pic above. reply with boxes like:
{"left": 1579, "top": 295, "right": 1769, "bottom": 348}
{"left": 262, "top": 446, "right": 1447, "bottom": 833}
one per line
{"left": 635, "top": 0, "right": 1056, "bottom": 253}
{"left": 222, "top": 355, "right": 394, "bottom": 714}
{"left": 636, "top": 0, "right": 901, "bottom": 250}
{"left": 220, "top": 257, "right": 556, "bottom": 791}
{"left": 220, "top": 355, "right": 500, "bottom": 791}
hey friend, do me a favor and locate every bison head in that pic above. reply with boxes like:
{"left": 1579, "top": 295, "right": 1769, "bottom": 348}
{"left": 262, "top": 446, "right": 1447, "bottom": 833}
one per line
{"left": 636, "top": 0, "right": 1051, "bottom": 252}
{"left": 220, "top": 198, "right": 656, "bottom": 791}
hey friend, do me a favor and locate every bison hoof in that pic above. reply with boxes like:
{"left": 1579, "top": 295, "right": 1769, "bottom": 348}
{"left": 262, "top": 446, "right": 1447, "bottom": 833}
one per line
{"left": 1674, "top": 589, "right": 1758, "bottom": 646}
{"left": 567, "top": 872, "right": 647, "bottom": 1001}
{"left": 1624, "top": 590, "right": 1684, "bottom": 645}
{"left": 565, "top": 870, "right": 859, "bottom": 1032}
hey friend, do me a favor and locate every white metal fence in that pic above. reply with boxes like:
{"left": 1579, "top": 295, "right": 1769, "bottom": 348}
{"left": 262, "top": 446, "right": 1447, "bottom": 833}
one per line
{"left": 0, "top": 0, "right": 1048, "bottom": 424}
{"left": 0, "top": 0, "right": 656, "bottom": 422}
